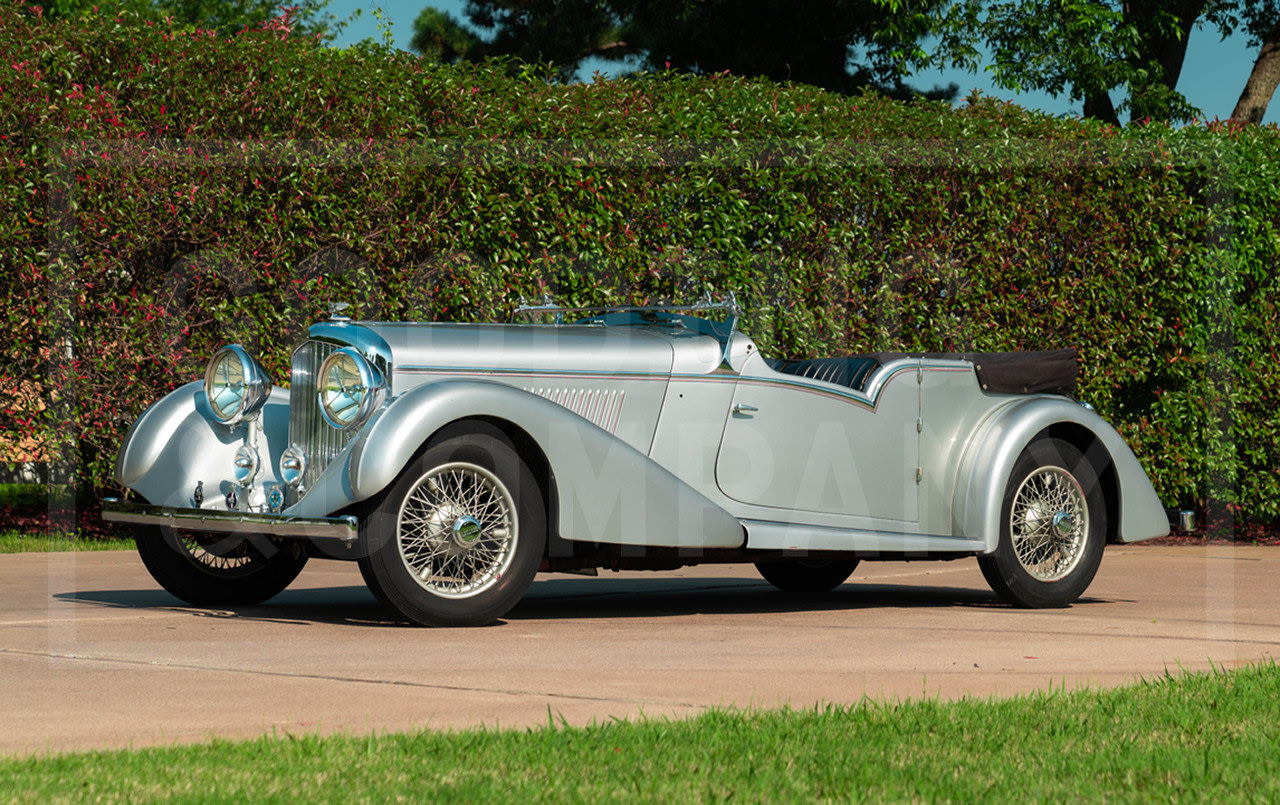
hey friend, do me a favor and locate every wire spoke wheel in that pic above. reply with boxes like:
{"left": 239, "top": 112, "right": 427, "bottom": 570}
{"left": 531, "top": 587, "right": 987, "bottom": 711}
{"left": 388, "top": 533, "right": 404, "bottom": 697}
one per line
{"left": 134, "top": 518, "right": 309, "bottom": 607}
{"left": 175, "top": 532, "right": 267, "bottom": 577}
{"left": 978, "top": 437, "right": 1106, "bottom": 609}
{"left": 1009, "top": 466, "right": 1089, "bottom": 582}
{"left": 397, "top": 462, "right": 519, "bottom": 599}
{"left": 359, "top": 425, "right": 547, "bottom": 627}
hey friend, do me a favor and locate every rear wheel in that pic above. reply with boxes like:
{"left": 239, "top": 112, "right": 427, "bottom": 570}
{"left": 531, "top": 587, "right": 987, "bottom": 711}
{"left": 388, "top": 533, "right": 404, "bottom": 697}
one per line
{"left": 755, "top": 557, "right": 859, "bottom": 593}
{"left": 358, "top": 425, "right": 546, "bottom": 627}
{"left": 978, "top": 438, "right": 1106, "bottom": 608}
{"left": 134, "top": 524, "right": 308, "bottom": 606}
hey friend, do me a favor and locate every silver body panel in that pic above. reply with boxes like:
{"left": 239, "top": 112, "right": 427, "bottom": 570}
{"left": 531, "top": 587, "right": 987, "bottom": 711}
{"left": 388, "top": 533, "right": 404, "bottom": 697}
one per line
{"left": 112, "top": 314, "right": 1170, "bottom": 556}
{"left": 116, "top": 381, "right": 291, "bottom": 514}
{"left": 716, "top": 353, "right": 922, "bottom": 522}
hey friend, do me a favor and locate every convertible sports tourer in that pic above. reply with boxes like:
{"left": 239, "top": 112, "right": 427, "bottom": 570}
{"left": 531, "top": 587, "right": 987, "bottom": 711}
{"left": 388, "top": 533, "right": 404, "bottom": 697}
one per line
{"left": 104, "top": 296, "right": 1172, "bottom": 625}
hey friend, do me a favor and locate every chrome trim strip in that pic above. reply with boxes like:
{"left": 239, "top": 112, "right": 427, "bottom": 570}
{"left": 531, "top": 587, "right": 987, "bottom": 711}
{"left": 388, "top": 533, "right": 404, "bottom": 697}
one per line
{"left": 102, "top": 498, "right": 358, "bottom": 542}
{"left": 400, "top": 363, "right": 927, "bottom": 410}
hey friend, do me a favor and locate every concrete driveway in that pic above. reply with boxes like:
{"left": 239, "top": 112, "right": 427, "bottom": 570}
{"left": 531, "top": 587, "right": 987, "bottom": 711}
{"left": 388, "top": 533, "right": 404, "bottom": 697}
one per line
{"left": 2, "top": 545, "right": 1276, "bottom": 756}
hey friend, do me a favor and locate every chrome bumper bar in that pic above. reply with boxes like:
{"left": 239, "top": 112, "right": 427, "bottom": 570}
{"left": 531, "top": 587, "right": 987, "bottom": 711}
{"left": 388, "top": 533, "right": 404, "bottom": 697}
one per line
{"left": 101, "top": 497, "right": 359, "bottom": 543}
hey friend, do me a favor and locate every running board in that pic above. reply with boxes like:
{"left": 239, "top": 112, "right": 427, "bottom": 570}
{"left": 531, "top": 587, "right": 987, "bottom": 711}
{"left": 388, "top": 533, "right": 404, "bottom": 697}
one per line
{"left": 741, "top": 519, "right": 987, "bottom": 554}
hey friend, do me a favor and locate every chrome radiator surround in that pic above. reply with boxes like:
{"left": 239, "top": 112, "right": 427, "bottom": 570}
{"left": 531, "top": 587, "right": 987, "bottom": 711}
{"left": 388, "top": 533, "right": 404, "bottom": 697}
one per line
{"left": 288, "top": 340, "right": 355, "bottom": 494}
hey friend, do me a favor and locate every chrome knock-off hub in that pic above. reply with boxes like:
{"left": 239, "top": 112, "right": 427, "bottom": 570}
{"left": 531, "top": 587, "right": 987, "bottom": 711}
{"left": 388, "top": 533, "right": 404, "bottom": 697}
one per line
{"left": 451, "top": 515, "right": 483, "bottom": 546}
{"left": 1051, "top": 511, "right": 1075, "bottom": 538}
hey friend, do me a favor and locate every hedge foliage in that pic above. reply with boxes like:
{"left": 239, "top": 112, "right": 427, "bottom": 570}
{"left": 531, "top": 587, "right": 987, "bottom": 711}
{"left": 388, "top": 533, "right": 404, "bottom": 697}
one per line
{"left": 2, "top": 5, "right": 1278, "bottom": 532}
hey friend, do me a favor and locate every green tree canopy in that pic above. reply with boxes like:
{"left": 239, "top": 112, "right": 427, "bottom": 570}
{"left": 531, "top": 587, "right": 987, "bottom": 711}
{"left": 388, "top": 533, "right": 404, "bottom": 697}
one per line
{"left": 876, "top": 0, "right": 1280, "bottom": 125}
{"left": 411, "top": 0, "right": 957, "bottom": 99}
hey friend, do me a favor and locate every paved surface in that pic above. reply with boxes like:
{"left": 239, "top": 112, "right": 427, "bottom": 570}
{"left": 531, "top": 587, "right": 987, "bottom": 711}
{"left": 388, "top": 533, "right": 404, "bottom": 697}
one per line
{"left": 2, "top": 545, "right": 1277, "bottom": 756}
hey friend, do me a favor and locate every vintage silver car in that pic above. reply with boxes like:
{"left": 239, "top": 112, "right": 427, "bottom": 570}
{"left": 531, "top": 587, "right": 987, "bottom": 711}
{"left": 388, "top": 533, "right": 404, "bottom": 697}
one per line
{"left": 103, "top": 296, "right": 1173, "bottom": 626}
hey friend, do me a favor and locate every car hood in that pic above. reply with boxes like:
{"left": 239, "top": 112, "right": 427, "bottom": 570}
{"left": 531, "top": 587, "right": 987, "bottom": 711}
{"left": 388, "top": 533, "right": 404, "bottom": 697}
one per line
{"left": 310, "top": 321, "right": 680, "bottom": 378}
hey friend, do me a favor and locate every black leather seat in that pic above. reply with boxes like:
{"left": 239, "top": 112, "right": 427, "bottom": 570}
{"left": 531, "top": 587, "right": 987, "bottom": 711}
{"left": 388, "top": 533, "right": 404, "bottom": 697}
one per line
{"left": 765, "top": 355, "right": 882, "bottom": 393}
{"left": 767, "top": 349, "right": 1078, "bottom": 396}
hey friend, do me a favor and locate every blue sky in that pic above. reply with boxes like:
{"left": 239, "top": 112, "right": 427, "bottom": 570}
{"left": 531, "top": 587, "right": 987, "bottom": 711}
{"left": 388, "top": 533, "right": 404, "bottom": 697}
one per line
{"left": 328, "top": 1, "right": 1278, "bottom": 126}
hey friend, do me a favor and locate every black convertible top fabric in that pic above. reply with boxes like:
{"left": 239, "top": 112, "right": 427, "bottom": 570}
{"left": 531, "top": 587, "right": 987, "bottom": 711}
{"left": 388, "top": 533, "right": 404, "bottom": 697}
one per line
{"left": 883, "top": 349, "right": 1078, "bottom": 395}
{"left": 766, "top": 349, "right": 1078, "bottom": 395}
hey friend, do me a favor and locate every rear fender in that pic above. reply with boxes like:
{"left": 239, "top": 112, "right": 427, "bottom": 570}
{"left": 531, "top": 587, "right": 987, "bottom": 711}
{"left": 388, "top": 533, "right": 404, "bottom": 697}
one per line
{"left": 954, "top": 397, "right": 1168, "bottom": 550}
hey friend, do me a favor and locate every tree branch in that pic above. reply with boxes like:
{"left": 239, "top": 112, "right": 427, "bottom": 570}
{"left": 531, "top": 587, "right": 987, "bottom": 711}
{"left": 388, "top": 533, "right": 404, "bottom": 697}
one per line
{"left": 1232, "top": 20, "right": 1280, "bottom": 124}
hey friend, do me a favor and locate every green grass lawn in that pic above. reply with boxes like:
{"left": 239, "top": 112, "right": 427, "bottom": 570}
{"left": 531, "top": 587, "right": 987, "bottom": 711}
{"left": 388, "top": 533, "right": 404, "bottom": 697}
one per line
{"left": 0, "top": 531, "right": 134, "bottom": 553}
{"left": 2, "top": 662, "right": 1277, "bottom": 802}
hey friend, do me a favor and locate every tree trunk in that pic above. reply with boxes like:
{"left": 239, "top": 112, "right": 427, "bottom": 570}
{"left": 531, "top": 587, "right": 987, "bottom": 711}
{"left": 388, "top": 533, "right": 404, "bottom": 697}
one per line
{"left": 1232, "top": 22, "right": 1280, "bottom": 125}
{"left": 1125, "top": 0, "right": 1205, "bottom": 122}
{"left": 1148, "top": 1, "right": 1201, "bottom": 89}
{"left": 1084, "top": 91, "right": 1120, "bottom": 126}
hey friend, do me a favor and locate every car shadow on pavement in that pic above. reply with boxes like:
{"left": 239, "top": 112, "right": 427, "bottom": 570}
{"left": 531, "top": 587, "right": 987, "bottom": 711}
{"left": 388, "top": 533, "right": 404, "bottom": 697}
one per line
{"left": 55, "top": 580, "right": 1116, "bottom": 627}
{"left": 505, "top": 577, "right": 1043, "bottom": 622}
{"left": 53, "top": 586, "right": 405, "bottom": 628}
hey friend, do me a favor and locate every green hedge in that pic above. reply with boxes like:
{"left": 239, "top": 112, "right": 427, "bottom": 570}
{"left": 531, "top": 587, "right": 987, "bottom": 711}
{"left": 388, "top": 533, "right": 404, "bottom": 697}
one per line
{"left": 3, "top": 7, "right": 1278, "bottom": 533}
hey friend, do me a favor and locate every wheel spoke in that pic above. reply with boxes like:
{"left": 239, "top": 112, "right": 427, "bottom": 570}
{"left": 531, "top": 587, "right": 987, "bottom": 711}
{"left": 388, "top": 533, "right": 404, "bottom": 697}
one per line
{"left": 1009, "top": 466, "right": 1089, "bottom": 582}
{"left": 176, "top": 532, "right": 263, "bottom": 577}
{"left": 395, "top": 461, "right": 519, "bottom": 599}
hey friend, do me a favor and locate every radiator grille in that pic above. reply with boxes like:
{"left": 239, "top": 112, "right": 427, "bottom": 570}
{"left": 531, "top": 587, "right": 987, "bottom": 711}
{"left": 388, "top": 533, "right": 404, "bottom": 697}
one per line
{"left": 289, "top": 340, "right": 355, "bottom": 494}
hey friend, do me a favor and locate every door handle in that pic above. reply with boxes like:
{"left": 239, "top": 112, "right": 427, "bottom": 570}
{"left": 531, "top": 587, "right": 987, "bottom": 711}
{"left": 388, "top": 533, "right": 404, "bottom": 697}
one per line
{"left": 732, "top": 403, "right": 758, "bottom": 416}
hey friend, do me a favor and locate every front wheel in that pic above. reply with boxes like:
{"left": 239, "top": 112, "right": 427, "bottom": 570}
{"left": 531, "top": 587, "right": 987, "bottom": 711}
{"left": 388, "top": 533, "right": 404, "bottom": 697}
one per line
{"left": 755, "top": 557, "right": 859, "bottom": 593}
{"left": 134, "top": 525, "right": 308, "bottom": 606}
{"left": 978, "top": 438, "right": 1106, "bottom": 608}
{"left": 358, "top": 425, "right": 546, "bottom": 627}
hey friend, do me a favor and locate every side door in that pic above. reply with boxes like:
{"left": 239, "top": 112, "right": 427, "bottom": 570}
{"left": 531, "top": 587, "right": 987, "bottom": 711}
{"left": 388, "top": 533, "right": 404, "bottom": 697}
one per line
{"left": 714, "top": 359, "right": 921, "bottom": 522}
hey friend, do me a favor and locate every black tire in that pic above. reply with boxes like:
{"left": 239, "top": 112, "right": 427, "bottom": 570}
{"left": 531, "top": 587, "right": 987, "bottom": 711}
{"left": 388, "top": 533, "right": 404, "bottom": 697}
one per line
{"left": 357, "top": 554, "right": 394, "bottom": 612}
{"left": 977, "top": 437, "right": 1106, "bottom": 608}
{"left": 357, "top": 424, "right": 546, "bottom": 627}
{"left": 755, "top": 557, "right": 859, "bottom": 593}
{"left": 134, "top": 524, "right": 308, "bottom": 606}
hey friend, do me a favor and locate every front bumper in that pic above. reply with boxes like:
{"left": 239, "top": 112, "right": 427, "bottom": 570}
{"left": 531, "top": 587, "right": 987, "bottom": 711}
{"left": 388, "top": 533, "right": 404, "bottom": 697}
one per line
{"left": 101, "top": 497, "right": 359, "bottom": 544}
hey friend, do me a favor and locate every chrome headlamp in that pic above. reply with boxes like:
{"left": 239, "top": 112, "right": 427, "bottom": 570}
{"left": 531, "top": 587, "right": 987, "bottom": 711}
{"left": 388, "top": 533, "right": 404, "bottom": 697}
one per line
{"left": 318, "top": 347, "right": 386, "bottom": 431}
{"left": 232, "top": 444, "right": 259, "bottom": 486}
{"left": 280, "top": 444, "right": 307, "bottom": 487}
{"left": 204, "top": 344, "right": 272, "bottom": 425}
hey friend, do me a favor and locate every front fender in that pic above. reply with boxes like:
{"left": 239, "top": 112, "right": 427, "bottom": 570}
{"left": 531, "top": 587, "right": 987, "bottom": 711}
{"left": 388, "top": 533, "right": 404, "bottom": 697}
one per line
{"left": 346, "top": 380, "right": 744, "bottom": 549}
{"left": 954, "top": 397, "right": 1169, "bottom": 549}
{"left": 114, "top": 380, "right": 291, "bottom": 509}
